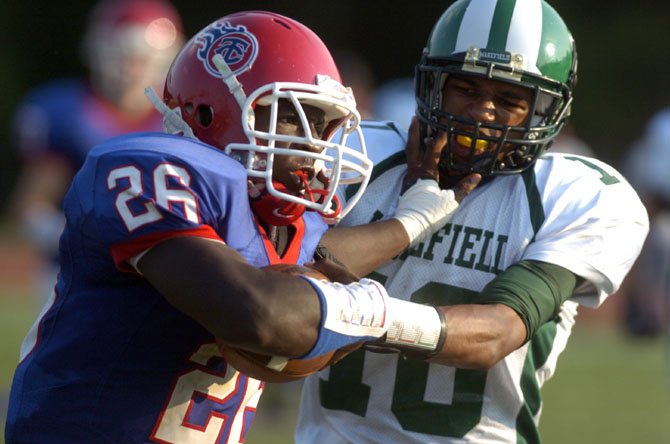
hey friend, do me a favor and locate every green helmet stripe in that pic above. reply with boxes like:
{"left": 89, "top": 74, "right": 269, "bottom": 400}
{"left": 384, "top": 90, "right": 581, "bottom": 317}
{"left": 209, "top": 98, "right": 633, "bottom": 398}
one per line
{"left": 451, "top": 0, "right": 545, "bottom": 75}
{"left": 428, "top": 0, "right": 573, "bottom": 83}
{"left": 427, "top": 0, "right": 472, "bottom": 55}
{"left": 443, "top": 0, "right": 472, "bottom": 54}
{"left": 456, "top": 0, "right": 496, "bottom": 52}
{"left": 487, "top": 0, "right": 517, "bottom": 51}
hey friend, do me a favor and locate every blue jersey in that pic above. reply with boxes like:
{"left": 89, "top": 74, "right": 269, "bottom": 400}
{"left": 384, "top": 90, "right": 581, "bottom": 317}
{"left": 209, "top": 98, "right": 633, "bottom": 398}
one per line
{"left": 12, "top": 78, "right": 163, "bottom": 170}
{"left": 6, "top": 132, "right": 328, "bottom": 443}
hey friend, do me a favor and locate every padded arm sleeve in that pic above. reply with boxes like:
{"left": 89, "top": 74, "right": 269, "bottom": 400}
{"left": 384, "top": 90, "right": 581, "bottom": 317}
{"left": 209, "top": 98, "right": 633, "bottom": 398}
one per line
{"left": 472, "top": 260, "right": 579, "bottom": 342}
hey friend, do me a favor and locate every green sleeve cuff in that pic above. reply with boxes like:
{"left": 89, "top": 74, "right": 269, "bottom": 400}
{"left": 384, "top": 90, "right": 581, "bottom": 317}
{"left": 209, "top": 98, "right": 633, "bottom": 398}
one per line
{"left": 472, "top": 260, "right": 578, "bottom": 342}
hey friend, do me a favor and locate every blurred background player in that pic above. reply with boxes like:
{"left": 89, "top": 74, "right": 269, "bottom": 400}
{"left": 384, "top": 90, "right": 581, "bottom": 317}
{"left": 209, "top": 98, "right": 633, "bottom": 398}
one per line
{"left": 6, "top": 0, "right": 184, "bottom": 308}
{"left": 372, "top": 76, "right": 416, "bottom": 132}
{"left": 548, "top": 122, "right": 594, "bottom": 157}
{"left": 333, "top": 49, "right": 376, "bottom": 120}
{"left": 619, "top": 108, "right": 670, "bottom": 338}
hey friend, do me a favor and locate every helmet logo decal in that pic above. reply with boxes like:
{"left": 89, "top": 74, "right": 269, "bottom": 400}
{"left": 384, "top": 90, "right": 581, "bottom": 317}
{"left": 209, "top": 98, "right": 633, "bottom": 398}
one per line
{"left": 463, "top": 46, "right": 525, "bottom": 79}
{"left": 478, "top": 49, "right": 512, "bottom": 64}
{"left": 196, "top": 20, "right": 258, "bottom": 78}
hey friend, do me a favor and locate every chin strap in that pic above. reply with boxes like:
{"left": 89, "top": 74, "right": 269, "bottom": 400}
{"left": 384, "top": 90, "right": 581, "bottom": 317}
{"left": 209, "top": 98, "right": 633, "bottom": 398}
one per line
{"left": 248, "top": 181, "right": 305, "bottom": 226}
{"left": 303, "top": 170, "right": 342, "bottom": 222}
{"left": 249, "top": 171, "right": 342, "bottom": 226}
{"left": 317, "top": 194, "right": 342, "bottom": 223}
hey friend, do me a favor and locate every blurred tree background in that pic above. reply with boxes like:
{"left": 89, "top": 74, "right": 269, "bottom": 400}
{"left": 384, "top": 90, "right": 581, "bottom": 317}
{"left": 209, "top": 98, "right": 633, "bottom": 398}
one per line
{"left": 1, "top": 0, "right": 670, "bottom": 209}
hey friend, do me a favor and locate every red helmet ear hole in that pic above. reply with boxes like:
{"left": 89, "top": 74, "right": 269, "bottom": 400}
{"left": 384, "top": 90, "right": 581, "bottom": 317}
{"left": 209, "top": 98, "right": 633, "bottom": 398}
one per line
{"left": 196, "top": 105, "right": 214, "bottom": 128}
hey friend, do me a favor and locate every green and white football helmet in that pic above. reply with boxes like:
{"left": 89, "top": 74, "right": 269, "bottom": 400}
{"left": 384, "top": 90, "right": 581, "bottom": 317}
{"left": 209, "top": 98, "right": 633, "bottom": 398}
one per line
{"left": 415, "top": 0, "right": 578, "bottom": 175}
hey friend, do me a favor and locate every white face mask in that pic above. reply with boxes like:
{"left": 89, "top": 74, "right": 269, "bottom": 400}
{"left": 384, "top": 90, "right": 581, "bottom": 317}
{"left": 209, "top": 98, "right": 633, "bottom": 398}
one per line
{"left": 226, "top": 78, "right": 372, "bottom": 222}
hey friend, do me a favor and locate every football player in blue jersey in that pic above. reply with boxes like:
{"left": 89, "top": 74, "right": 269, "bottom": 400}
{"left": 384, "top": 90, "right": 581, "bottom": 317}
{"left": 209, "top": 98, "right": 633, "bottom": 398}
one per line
{"left": 5, "top": 10, "right": 479, "bottom": 444}
{"left": 7, "top": 0, "right": 184, "bottom": 308}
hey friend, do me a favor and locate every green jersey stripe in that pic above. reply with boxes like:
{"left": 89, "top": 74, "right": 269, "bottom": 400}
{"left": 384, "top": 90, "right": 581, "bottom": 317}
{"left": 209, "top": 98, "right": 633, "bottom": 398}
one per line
{"left": 522, "top": 167, "right": 545, "bottom": 238}
{"left": 516, "top": 320, "right": 559, "bottom": 444}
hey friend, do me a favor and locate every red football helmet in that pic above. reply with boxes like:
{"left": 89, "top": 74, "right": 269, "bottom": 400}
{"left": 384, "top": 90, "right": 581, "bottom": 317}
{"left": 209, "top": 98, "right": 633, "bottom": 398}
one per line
{"left": 152, "top": 11, "right": 372, "bottom": 224}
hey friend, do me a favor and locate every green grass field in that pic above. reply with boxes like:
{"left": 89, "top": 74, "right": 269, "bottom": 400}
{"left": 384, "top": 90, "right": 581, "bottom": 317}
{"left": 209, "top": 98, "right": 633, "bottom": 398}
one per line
{"left": 1, "top": 282, "right": 668, "bottom": 443}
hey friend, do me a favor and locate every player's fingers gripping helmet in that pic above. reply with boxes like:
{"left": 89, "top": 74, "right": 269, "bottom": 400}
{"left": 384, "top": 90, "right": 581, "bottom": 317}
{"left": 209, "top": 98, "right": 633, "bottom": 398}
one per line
{"left": 152, "top": 11, "right": 372, "bottom": 225}
{"left": 416, "top": 0, "right": 578, "bottom": 176}
{"left": 82, "top": 0, "right": 183, "bottom": 106}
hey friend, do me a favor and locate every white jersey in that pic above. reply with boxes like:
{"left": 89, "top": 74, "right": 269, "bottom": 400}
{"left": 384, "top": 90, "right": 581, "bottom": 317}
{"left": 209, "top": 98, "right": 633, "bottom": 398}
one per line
{"left": 296, "top": 125, "right": 649, "bottom": 443}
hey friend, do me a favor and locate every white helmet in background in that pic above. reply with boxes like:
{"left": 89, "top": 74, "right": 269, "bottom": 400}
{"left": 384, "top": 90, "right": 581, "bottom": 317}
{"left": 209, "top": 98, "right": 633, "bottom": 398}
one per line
{"left": 81, "top": 0, "right": 184, "bottom": 113}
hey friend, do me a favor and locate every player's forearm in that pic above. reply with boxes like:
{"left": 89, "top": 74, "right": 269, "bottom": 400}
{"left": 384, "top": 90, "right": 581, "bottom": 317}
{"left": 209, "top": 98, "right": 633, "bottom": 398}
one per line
{"left": 139, "top": 243, "right": 320, "bottom": 356}
{"left": 426, "top": 304, "right": 527, "bottom": 369}
{"left": 324, "top": 176, "right": 473, "bottom": 275}
{"left": 138, "top": 236, "right": 391, "bottom": 358}
{"left": 374, "top": 302, "right": 526, "bottom": 370}
{"left": 322, "top": 219, "right": 409, "bottom": 276}
{"left": 204, "top": 270, "right": 392, "bottom": 359}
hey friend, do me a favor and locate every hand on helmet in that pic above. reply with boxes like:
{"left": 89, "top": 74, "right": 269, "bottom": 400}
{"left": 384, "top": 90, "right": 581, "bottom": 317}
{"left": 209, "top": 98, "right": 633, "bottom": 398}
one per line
{"left": 402, "top": 117, "right": 481, "bottom": 196}
{"left": 395, "top": 117, "right": 481, "bottom": 247}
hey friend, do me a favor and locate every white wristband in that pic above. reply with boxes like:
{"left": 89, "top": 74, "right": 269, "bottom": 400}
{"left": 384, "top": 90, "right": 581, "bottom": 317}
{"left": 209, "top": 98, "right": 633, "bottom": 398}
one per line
{"left": 300, "top": 277, "right": 391, "bottom": 359}
{"left": 393, "top": 179, "right": 459, "bottom": 247}
{"left": 314, "top": 278, "right": 390, "bottom": 337}
{"left": 384, "top": 298, "right": 445, "bottom": 352}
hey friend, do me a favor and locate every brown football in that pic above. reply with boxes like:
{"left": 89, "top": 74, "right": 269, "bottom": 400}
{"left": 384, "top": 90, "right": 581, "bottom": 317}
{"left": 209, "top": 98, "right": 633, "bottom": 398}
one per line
{"left": 218, "top": 263, "right": 333, "bottom": 383}
{"left": 217, "top": 342, "right": 335, "bottom": 383}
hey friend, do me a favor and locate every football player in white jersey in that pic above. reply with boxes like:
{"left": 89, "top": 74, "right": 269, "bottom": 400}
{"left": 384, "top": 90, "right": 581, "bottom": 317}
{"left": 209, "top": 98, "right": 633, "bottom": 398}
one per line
{"left": 297, "top": 0, "right": 650, "bottom": 443}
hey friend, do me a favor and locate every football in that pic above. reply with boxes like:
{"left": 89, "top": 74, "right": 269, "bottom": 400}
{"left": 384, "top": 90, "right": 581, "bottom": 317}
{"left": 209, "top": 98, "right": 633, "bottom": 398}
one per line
{"left": 217, "top": 341, "right": 336, "bottom": 383}
{"left": 218, "top": 263, "right": 334, "bottom": 383}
